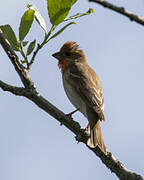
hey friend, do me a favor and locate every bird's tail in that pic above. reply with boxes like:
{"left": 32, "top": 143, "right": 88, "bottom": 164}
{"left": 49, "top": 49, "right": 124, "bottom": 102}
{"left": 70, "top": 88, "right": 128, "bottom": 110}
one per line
{"left": 88, "top": 120, "right": 107, "bottom": 154}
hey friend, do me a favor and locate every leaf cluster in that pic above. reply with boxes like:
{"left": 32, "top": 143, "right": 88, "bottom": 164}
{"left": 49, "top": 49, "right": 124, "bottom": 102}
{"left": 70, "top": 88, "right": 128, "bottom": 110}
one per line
{"left": 0, "top": 0, "right": 94, "bottom": 69}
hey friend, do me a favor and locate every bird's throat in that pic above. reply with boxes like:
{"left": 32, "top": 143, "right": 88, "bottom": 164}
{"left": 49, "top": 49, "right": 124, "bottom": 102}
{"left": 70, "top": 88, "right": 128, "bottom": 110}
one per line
{"left": 58, "top": 59, "right": 69, "bottom": 75}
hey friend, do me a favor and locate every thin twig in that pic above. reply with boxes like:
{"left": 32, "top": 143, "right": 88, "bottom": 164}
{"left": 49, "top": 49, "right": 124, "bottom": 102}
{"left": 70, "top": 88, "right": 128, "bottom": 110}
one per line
{"left": 27, "top": 43, "right": 42, "bottom": 70}
{"left": 64, "top": 8, "right": 94, "bottom": 22}
{"left": 27, "top": 26, "right": 55, "bottom": 70}
{"left": 0, "top": 80, "right": 28, "bottom": 96}
{"left": 89, "top": 0, "right": 144, "bottom": 26}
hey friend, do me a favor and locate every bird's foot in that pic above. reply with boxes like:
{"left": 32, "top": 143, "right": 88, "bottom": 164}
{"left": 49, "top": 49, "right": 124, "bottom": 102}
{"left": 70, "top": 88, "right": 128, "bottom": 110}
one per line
{"left": 84, "top": 123, "right": 90, "bottom": 132}
{"left": 66, "top": 109, "right": 79, "bottom": 119}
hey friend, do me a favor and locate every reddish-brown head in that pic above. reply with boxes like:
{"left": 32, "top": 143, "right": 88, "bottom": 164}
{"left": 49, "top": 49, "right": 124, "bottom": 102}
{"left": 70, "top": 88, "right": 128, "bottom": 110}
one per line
{"left": 52, "top": 41, "right": 87, "bottom": 74}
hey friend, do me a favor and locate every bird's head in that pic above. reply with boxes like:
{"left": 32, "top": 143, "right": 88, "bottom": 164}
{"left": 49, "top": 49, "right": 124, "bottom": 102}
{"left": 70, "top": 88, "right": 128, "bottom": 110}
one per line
{"left": 52, "top": 41, "right": 87, "bottom": 74}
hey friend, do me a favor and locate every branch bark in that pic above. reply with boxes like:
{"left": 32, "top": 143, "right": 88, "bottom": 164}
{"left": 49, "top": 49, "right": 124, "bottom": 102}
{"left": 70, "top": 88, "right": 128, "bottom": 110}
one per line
{"left": 89, "top": 0, "right": 144, "bottom": 26}
{"left": 0, "top": 30, "right": 143, "bottom": 180}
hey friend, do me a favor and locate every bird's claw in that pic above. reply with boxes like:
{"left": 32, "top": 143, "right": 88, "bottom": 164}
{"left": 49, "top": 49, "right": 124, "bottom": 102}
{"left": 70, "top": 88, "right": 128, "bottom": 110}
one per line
{"left": 66, "top": 109, "right": 79, "bottom": 119}
{"left": 84, "top": 123, "right": 90, "bottom": 132}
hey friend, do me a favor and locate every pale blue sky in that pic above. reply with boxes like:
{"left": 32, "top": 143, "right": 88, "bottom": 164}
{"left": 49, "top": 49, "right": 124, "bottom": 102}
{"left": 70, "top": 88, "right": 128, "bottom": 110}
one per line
{"left": 0, "top": 0, "right": 144, "bottom": 180}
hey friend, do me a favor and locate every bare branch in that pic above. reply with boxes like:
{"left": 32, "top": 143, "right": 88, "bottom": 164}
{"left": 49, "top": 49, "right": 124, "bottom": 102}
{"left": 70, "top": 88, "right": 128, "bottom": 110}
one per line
{"left": 0, "top": 80, "right": 27, "bottom": 96}
{"left": 0, "top": 25, "right": 143, "bottom": 180}
{"left": 89, "top": 0, "right": 144, "bottom": 26}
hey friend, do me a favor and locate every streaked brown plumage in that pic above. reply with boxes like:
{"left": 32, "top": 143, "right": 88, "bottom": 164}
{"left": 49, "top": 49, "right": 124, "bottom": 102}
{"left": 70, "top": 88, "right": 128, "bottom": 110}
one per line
{"left": 52, "top": 41, "right": 107, "bottom": 154}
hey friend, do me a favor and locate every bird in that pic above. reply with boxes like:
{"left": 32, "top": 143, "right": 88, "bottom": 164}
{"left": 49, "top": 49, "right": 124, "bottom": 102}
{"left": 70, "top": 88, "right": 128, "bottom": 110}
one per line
{"left": 52, "top": 41, "right": 107, "bottom": 154}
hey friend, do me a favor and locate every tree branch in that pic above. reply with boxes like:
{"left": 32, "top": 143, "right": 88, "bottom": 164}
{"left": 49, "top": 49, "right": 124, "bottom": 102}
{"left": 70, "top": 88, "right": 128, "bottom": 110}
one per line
{"left": 0, "top": 80, "right": 27, "bottom": 96}
{"left": 89, "top": 0, "right": 144, "bottom": 26}
{"left": 27, "top": 94, "right": 143, "bottom": 180}
{"left": 0, "top": 29, "right": 36, "bottom": 89}
{"left": 0, "top": 30, "right": 143, "bottom": 180}
{"left": 0, "top": 82, "right": 143, "bottom": 180}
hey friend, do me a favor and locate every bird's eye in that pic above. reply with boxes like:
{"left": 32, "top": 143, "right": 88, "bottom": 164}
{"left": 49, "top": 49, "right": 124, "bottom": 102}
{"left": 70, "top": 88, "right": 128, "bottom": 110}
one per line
{"left": 65, "top": 52, "right": 71, "bottom": 56}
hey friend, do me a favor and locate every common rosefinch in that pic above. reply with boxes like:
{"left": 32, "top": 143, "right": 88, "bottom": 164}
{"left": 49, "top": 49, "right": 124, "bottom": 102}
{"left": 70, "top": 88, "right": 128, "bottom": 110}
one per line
{"left": 52, "top": 41, "right": 107, "bottom": 154}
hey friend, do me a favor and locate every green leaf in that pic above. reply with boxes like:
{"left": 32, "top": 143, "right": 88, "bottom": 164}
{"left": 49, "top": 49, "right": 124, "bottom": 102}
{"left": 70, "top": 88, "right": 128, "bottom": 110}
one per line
{"left": 47, "top": 0, "right": 77, "bottom": 25}
{"left": 48, "top": 22, "right": 76, "bottom": 41}
{"left": 88, "top": 8, "right": 94, "bottom": 14}
{"left": 21, "top": 60, "right": 27, "bottom": 64}
{"left": 19, "top": 9, "right": 35, "bottom": 41}
{"left": 0, "top": 24, "right": 19, "bottom": 51}
{"left": 22, "top": 41, "right": 29, "bottom": 47}
{"left": 18, "top": 41, "right": 29, "bottom": 47}
{"left": 27, "top": 4, "right": 47, "bottom": 34}
{"left": 71, "top": 0, "right": 77, "bottom": 5}
{"left": 26, "top": 40, "right": 36, "bottom": 56}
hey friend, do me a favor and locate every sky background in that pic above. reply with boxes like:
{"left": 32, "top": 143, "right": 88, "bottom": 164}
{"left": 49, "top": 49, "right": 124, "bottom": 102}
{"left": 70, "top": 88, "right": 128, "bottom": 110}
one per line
{"left": 0, "top": 0, "right": 144, "bottom": 180}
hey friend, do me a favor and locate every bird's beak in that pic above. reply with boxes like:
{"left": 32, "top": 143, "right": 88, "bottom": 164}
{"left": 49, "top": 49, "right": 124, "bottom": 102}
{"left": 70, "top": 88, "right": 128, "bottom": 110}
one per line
{"left": 52, "top": 52, "right": 62, "bottom": 60}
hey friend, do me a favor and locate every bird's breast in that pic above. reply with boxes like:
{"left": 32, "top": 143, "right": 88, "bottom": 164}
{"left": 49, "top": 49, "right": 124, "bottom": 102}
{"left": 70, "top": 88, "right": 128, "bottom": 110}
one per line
{"left": 62, "top": 72, "right": 87, "bottom": 118}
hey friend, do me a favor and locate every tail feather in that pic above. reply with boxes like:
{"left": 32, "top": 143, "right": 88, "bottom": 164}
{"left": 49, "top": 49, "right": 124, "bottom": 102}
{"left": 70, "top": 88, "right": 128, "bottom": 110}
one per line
{"left": 89, "top": 120, "right": 107, "bottom": 154}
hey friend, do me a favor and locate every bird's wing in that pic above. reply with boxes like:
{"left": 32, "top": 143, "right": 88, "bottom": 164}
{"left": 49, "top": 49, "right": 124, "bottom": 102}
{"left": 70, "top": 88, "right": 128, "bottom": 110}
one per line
{"left": 67, "top": 63, "right": 105, "bottom": 121}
